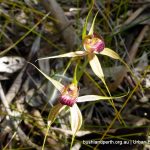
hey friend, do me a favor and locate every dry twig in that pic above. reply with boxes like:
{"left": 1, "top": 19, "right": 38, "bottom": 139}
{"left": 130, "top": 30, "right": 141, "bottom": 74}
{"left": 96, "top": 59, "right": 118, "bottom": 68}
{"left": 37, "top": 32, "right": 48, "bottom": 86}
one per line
{"left": 109, "top": 25, "right": 149, "bottom": 91}
{"left": 0, "top": 82, "right": 42, "bottom": 150}
{"left": 40, "top": 0, "right": 79, "bottom": 50}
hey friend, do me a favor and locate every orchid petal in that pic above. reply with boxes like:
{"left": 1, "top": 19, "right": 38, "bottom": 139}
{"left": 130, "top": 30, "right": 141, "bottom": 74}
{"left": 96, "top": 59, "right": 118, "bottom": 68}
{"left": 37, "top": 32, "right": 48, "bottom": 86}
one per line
{"left": 70, "top": 103, "right": 82, "bottom": 146}
{"left": 28, "top": 62, "right": 64, "bottom": 92}
{"left": 37, "top": 51, "right": 87, "bottom": 61}
{"left": 70, "top": 104, "right": 82, "bottom": 133}
{"left": 88, "top": 54, "right": 104, "bottom": 78}
{"left": 100, "top": 48, "right": 121, "bottom": 60}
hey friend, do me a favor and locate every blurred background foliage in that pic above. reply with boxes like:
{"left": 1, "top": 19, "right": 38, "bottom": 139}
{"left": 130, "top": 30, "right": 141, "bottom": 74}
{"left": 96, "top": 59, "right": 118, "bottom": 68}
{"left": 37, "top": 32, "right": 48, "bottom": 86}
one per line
{"left": 0, "top": 0, "right": 150, "bottom": 149}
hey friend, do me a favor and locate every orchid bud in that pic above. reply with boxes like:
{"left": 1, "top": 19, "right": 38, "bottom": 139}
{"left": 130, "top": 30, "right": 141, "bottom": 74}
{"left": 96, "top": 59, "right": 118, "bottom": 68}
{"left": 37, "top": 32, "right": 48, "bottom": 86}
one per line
{"left": 60, "top": 83, "right": 79, "bottom": 107}
{"left": 83, "top": 34, "right": 105, "bottom": 53}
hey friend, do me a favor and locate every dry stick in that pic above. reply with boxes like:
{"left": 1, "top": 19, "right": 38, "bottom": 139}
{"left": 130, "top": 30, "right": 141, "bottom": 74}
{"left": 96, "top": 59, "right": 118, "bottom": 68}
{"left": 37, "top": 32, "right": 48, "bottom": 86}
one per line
{"left": 40, "top": 0, "right": 79, "bottom": 50}
{"left": 6, "top": 68, "right": 25, "bottom": 104}
{"left": 3, "top": 132, "right": 17, "bottom": 149}
{"left": 109, "top": 25, "right": 149, "bottom": 91}
{"left": 123, "top": 5, "right": 147, "bottom": 26}
{"left": 0, "top": 82, "right": 42, "bottom": 150}
{"left": 4, "top": 12, "right": 50, "bottom": 104}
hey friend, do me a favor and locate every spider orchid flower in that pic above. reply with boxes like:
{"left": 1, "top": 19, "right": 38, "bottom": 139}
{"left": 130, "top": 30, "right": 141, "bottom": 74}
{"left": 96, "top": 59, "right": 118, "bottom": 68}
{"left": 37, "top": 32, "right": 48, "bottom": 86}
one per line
{"left": 37, "top": 40, "right": 120, "bottom": 83}
{"left": 36, "top": 14, "right": 121, "bottom": 83}
{"left": 29, "top": 11, "right": 129, "bottom": 149}
{"left": 33, "top": 12, "right": 124, "bottom": 138}
{"left": 29, "top": 63, "right": 128, "bottom": 148}
{"left": 29, "top": 62, "right": 126, "bottom": 122}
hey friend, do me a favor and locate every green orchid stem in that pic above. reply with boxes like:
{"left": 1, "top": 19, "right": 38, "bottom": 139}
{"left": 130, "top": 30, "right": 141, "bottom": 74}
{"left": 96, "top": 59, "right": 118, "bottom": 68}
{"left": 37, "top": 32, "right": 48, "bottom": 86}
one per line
{"left": 42, "top": 122, "right": 51, "bottom": 150}
{"left": 63, "top": 59, "right": 72, "bottom": 76}
{"left": 76, "top": 58, "right": 89, "bottom": 83}
{"left": 84, "top": 71, "right": 106, "bottom": 96}
{"left": 72, "top": 60, "right": 79, "bottom": 85}
{"left": 70, "top": 135, "right": 76, "bottom": 149}
{"left": 59, "top": 58, "right": 73, "bottom": 83}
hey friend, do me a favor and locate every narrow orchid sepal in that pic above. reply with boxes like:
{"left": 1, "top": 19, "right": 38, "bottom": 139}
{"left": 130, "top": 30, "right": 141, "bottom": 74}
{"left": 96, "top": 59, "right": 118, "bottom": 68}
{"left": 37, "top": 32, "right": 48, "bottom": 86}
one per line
{"left": 82, "top": 0, "right": 94, "bottom": 40}
{"left": 77, "top": 95, "right": 111, "bottom": 102}
{"left": 77, "top": 92, "right": 129, "bottom": 102}
{"left": 88, "top": 11, "right": 99, "bottom": 35}
{"left": 37, "top": 51, "right": 88, "bottom": 61}
{"left": 28, "top": 62, "right": 64, "bottom": 92}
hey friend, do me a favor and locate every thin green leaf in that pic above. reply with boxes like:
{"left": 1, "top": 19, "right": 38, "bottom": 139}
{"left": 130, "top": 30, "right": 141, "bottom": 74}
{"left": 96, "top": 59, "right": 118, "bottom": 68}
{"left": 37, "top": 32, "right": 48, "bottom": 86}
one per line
{"left": 77, "top": 93, "right": 128, "bottom": 102}
{"left": 88, "top": 11, "right": 99, "bottom": 35}
{"left": 100, "top": 48, "right": 121, "bottom": 59}
{"left": 70, "top": 103, "right": 82, "bottom": 147}
{"left": 37, "top": 51, "right": 87, "bottom": 61}
{"left": 88, "top": 54, "right": 104, "bottom": 78}
{"left": 28, "top": 62, "right": 64, "bottom": 92}
{"left": 0, "top": 12, "right": 50, "bottom": 56}
{"left": 48, "top": 103, "right": 66, "bottom": 125}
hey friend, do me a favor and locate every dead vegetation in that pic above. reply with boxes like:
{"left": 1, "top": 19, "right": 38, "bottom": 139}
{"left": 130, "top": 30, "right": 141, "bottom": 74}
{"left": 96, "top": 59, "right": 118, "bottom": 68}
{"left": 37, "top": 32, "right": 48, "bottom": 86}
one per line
{"left": 0, "top": 0, "right": 150, "bottom": 150}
